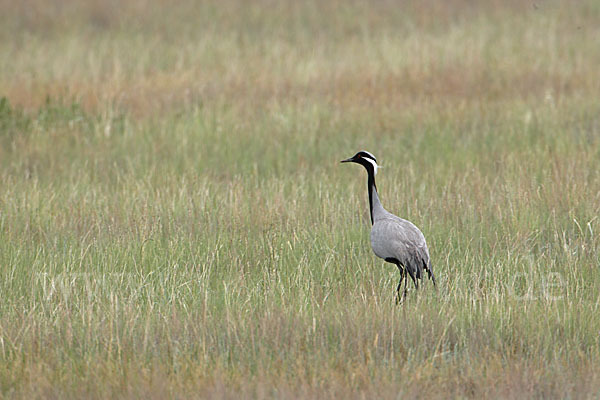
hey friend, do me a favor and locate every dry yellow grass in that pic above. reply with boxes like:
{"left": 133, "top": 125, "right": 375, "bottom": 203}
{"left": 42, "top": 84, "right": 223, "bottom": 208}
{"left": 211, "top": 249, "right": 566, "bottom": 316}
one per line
{"left": 1, "top": 0, "right": 599, "bottom": 398}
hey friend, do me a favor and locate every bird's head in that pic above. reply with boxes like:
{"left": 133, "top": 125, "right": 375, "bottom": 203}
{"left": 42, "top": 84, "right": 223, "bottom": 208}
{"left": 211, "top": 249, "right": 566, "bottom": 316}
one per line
{"left": 341, "top": 150, "right": 380, "bottom": 176}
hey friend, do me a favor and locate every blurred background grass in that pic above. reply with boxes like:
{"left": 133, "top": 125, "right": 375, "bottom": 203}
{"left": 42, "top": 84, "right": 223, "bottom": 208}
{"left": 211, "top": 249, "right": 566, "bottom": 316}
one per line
{"left": 0, "top": 0, "right": 599, "bottom": 398}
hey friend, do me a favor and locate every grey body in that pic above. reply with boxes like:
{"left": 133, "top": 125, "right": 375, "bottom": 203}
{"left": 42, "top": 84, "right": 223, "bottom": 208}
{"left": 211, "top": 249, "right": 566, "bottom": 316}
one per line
{"left": 342, "top": 150, "right": 435, "bottom": 300}
{"left": 370, "top": 188, "right": 431, "bottom": 282}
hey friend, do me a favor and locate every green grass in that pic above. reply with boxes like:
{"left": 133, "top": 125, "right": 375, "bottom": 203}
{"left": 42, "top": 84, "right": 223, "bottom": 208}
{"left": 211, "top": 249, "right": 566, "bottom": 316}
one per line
{"left": 1, "top": 0, "right": 600, "bottom": 398}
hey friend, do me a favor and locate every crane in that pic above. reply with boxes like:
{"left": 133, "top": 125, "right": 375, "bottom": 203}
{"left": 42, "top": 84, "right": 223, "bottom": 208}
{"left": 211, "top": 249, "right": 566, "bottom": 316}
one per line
{"left": 341, "top": 151, "right": 436, "bottom": 302}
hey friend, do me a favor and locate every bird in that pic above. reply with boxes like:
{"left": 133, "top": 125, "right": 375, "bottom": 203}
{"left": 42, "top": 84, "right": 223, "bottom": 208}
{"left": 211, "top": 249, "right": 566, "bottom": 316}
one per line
{"left": 341, "top": 150, "right": 436, "bottom": 302}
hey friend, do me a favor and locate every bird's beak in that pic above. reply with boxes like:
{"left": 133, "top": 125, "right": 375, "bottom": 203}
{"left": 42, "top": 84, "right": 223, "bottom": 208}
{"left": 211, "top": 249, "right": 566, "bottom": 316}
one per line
{"left": 340, "top": 157, "right": 353, "bottom": 163}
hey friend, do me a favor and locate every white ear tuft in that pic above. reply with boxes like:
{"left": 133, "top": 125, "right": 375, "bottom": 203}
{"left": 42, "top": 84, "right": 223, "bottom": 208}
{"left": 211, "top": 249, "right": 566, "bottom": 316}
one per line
{"left": 363, "top": 157, "right": 379, "bottom": 175}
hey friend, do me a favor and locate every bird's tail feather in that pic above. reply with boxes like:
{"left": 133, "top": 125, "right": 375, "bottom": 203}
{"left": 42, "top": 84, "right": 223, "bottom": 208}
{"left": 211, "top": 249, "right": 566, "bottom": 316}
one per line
{"left": 427, "top": 266, "right": 436, "bottom": 287}
{"left": 421, "top": 257, "right": 436, "bottom": 287}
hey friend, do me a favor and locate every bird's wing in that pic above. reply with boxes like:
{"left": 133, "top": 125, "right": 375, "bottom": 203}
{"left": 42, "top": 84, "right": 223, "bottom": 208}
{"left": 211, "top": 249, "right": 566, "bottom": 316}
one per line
{"left": 371, "top": 217, "right": 435, "bottom": 283}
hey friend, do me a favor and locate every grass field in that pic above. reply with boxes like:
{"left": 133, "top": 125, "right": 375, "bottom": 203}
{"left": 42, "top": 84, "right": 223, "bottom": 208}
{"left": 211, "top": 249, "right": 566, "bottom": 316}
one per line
{"left": 1, "top": 0, "right": 600, "bottom": 398}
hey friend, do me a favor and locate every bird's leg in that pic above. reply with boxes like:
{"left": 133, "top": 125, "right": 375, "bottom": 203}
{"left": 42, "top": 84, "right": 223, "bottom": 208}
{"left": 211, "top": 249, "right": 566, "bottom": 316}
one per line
{"left": 395, "top": 267, "right": 405, "bottom": 304}
{"left": 403, "top": 268, "right": 409, "bottom": 299}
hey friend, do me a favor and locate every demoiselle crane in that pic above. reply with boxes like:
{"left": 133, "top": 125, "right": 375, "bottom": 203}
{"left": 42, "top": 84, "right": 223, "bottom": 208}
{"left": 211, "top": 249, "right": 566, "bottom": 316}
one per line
{"left": 341, "top": 151, "right": 436, "bottom": 302}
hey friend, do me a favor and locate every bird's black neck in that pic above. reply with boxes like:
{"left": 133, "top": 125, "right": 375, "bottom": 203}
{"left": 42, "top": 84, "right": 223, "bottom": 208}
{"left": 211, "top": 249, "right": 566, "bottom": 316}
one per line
{"left": 367, "top": 172, "right": 377, "bottom": 225}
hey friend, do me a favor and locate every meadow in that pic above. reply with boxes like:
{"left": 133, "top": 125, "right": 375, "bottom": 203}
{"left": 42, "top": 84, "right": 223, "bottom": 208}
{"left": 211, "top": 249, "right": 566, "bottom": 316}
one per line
{"left": 1, "top": 0, "right": 599, "bottom": 398}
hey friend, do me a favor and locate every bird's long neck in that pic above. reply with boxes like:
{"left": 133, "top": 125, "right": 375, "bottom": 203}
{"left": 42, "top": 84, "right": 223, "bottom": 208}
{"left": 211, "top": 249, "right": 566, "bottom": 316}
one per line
{"left": 367, "top": 172, "right": 383, "bottom": 224}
